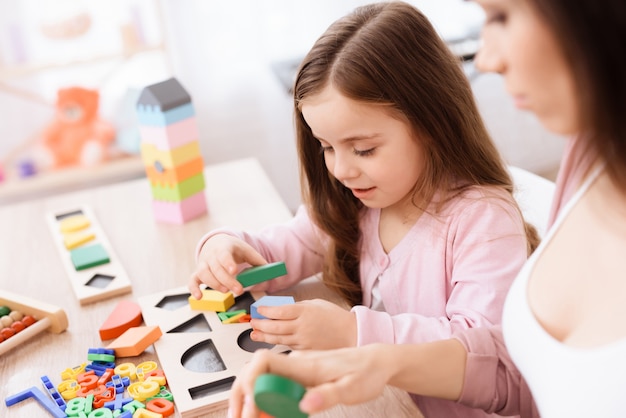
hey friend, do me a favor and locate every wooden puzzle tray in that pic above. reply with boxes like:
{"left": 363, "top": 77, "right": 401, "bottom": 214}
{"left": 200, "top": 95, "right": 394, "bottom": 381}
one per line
{"left": 138, "top": 286, "right": 289, "bottom": 418}
{"left": 46, "top": 205, "right": 132, "bottom": 305}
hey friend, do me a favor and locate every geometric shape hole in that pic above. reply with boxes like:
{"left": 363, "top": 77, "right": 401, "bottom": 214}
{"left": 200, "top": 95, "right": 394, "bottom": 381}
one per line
{"left": 155, "top": 293, "right": 191, "bottom": 311}
{"left": 237, "top": 328, "right": 274, "bottom": 353}
{"left": 167, "top": 313, "right": 212, "bottom": 333}
{"left": 189, "top": 376, "right": 235, "bottom": 400}
{"left": 230, "top": 292, "right": 256, "bottom": 313}
{"left": 55, "top": 209, "right": 84, "bottom": 221}
{"left": 85, "top": 274, "right": 115, "bottom": 289}
{"left": 154, "top": 160, "right": 165, "bottom": 173}
{"left": 181, "top": 339, "right": 226, "bottom": 373}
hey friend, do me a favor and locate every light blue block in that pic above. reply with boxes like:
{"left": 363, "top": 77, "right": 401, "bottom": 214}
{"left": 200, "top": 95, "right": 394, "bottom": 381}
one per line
{"left": 250, "top": 295, "right": 295, "bottom": 319}
{"left": 137, "top": 102, "right": 195, "bottom": 126}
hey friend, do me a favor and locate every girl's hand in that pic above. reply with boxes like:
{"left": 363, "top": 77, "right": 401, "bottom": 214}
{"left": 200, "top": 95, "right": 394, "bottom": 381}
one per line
{"left": 229, "top": 345, "right": 394, "bottom": 418}
{"left": 188, "top": 234, "right": 267, "bottom": 299}
{"left": 249, "top": 299, "right": 357, "bottom": 349}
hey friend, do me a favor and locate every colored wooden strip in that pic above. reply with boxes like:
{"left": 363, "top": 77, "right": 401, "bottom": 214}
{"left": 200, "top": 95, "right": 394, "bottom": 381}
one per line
{"left": 149, "top": 173, "right": 205, "bottom": 201}
{"left": 151, "top": 191, "right": 207, "bottom": 224}
{"left": 140, "top": 140, "right": 201, "bottom": 170}
{"left": 145, "top": 156, "right": 204, "bottom": 187}
{"left": 139, "top": 117, "right": 199, "bottom": 149}
{"left": 136, "top": 102, "right": 195, "bottom": 126}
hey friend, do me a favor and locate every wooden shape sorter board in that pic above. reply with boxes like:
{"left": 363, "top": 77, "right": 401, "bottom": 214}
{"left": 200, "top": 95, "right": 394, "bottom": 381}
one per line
{"left": 138, "top": 286, "right": 290, "bottom": 418}
{"left": 46, "top": 206, "right": 132, "bottom": 305}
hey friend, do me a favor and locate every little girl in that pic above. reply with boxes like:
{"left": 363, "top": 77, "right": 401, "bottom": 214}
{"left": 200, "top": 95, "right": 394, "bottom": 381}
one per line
{"left": 190, "top": 2, "right": 538, "bottom": 416}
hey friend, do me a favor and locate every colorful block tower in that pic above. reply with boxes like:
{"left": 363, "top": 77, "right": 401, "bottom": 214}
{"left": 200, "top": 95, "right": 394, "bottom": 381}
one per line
{"left": 136, "top": 78, "right": 207, "bottom": 224}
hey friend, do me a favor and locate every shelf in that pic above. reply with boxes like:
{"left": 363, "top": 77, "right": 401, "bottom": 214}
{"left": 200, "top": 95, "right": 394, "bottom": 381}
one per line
{"left": 0, "top": 44, "right": 166, "bottom": 81}
{"left": 0, "top": 156, "right": 145, "bottom": 205}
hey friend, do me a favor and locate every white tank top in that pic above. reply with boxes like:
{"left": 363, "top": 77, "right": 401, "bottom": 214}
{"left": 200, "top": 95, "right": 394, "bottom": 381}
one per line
{"left": 502, "top": 167, "right": 626, "bottom": 417}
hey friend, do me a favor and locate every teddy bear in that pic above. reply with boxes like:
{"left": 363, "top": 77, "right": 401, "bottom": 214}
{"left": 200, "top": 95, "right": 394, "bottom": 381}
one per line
{"left": 37, "top": 86, "right": 116, "bottom": 169}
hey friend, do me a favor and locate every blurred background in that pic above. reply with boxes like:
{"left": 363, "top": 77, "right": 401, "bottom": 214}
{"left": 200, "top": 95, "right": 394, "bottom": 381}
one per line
{"left": 0, "top": 0, "right": 565, "bottom": 212}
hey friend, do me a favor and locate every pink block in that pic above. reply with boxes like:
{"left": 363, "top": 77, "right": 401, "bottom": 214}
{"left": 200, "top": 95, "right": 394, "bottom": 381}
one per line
{"left": 139, "top": 117, "right": 199, "bottom": 150}
{"left": 152, "top": 191, "right": 207, "bottom": 224}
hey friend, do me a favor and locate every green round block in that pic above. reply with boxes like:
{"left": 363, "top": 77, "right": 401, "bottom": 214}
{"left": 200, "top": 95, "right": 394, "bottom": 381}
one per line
{"left": 0, "top": 305, "right": 10, "bottom": 316}
{"left": 254, "top": 373, "right": 308, "bottom": 418}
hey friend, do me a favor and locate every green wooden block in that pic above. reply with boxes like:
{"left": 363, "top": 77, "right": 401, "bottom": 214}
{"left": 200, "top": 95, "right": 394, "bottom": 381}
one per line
{"left": 217, "top": 309, "right": 247, "bottom": 322}
{"left": 254, "top": 373, "right": 308, "bottom": 418}
{"left": 70, "top": 243, "right": 110, "bottom": 271}
{"left": 237, "top": 262, "right": 287, "bottom": 288}
{"left": 150, "top": 173, "right": 205, "bottom": 201}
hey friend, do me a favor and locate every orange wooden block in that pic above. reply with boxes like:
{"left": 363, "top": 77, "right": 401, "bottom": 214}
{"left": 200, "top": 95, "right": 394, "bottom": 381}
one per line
{"left": 145, "top": 156, "right": 204, "bottom": 187}
{"left": 107, "top": 325, "right": 162, "bottom": 357}
{"left": 99, "top": 300, "right": 143, "bottom": 340}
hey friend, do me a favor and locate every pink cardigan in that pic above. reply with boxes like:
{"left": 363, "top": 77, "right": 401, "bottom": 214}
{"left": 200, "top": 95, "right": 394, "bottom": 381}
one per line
{"left": 196, "top": 185, "right": 528, "bottom": 418}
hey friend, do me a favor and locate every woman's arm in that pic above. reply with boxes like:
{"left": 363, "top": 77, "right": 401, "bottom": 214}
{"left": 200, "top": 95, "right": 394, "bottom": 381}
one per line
{"left": 229, "top": 339, "right": 467, "bottom": 417}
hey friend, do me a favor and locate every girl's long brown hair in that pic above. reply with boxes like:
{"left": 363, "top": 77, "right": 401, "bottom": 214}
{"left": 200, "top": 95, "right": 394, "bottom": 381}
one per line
{"left": 294, "top": 1, "right": 539, "bottom": 306}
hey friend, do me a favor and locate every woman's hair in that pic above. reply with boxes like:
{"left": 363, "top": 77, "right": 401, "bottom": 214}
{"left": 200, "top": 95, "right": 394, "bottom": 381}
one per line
{"left": 294, "top": 1, "right": 539, "bottom": 305}
{"left": 524, "top": 0, "right": 626, "bottom": 193}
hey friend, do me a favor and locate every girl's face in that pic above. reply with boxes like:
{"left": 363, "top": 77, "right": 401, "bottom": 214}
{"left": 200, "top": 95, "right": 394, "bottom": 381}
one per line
{"left": 301, "top": 84, "right": 425, "bottom": 211}
{"left": 474, "top": 0, "right": 579, "bottom": 135}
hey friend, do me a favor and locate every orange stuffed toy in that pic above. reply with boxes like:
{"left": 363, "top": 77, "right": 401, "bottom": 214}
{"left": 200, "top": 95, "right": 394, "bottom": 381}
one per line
{"left": 40, "top": 87, "right": 115, "bottom": 168}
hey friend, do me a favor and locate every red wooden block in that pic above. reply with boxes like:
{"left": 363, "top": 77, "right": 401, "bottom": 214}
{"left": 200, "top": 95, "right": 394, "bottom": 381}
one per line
{"left": 99, "top": 300, "right": 143, "bottom": 340}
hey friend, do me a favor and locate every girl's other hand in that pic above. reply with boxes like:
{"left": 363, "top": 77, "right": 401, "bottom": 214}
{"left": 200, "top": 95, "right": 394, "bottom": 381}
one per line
{"left": 188, "top": 234, "right": 267, "bottom": 299}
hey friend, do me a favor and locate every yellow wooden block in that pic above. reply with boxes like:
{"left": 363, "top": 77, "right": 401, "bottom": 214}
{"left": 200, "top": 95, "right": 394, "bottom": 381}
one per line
{"left": 188, "top": 289, "right": 235, "bottom": 312}
{"left": 59, "top": 215, "right": 91, "bottom": 233}
{"left": 140, "top": 141, "right": 201, "bottom": 169}
{"left": 62, "top": 230, "right": 96, "bottom": 250}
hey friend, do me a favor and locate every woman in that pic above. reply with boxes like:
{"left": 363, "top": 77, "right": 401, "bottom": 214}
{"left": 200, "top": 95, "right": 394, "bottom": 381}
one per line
{"left": 228, "top": 0, "right": 626, "bottom": 417}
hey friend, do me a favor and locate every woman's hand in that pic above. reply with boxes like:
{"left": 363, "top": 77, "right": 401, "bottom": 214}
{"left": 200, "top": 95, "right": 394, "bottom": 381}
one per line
{"left": 229, "top": 345, "right": 395, "bottom": 418}
{"left": 250, "top": 299, "right": 357, "bottom": 349}
{"left": 188, "top": 234, "right": 267, "bottom": 299}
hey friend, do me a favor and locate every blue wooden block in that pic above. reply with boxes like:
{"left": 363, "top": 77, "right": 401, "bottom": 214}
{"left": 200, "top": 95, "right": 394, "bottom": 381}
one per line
{"left": 136, "top": 102, "right": 195, "bottom": 126}
{"left": 251, "top": 295, "right": 295, "bottom": 319}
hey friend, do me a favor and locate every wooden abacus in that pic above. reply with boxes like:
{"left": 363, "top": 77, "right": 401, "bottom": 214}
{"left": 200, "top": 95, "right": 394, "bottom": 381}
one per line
{"left": 0, "top": 290, "right": 68, "bottom": 356}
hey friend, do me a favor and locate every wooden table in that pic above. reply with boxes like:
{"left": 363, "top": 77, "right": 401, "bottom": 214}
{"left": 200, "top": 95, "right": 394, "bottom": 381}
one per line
{"left": 0, "top": 157, "right": 422, "bottom": 418}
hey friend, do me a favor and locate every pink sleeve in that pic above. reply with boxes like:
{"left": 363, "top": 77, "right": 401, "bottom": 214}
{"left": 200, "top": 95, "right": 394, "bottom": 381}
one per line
{"left": 453, "top": 326, "right": 539, "bottom": 418}
{"left": 195, "top": 205, "right": 326, "bottom": 292}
